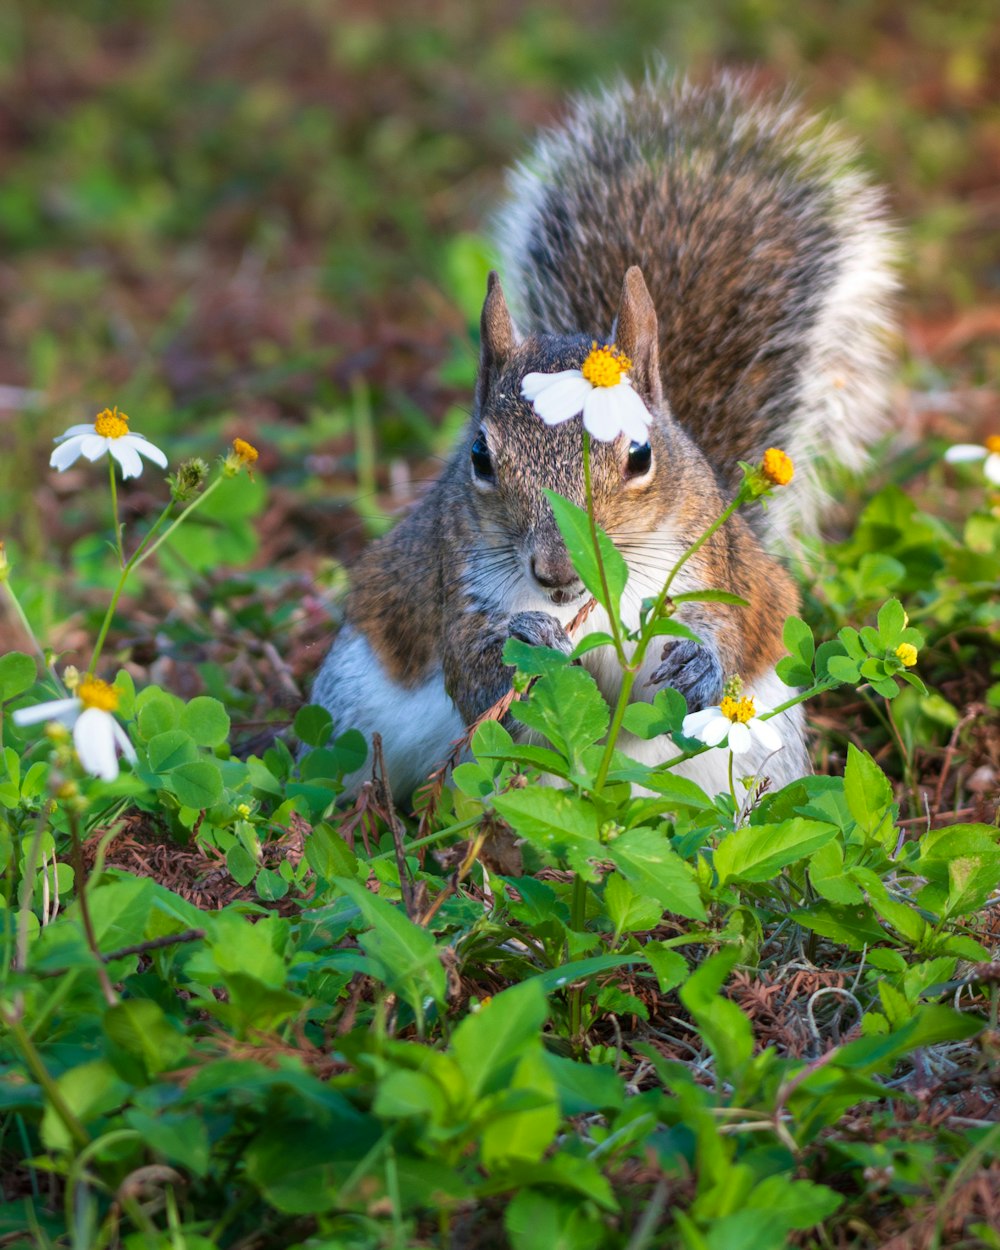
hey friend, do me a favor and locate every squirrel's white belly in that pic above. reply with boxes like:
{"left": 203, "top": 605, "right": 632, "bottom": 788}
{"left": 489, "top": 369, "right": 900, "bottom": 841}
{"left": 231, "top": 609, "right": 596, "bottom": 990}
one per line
{"left": 315, "top": 626, "right": 465, "bottom": 800}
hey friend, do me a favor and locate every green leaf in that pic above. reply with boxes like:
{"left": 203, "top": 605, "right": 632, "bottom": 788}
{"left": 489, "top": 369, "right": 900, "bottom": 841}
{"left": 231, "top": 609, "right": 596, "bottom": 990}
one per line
{"left": 136, "top": 693, "right": 181, "bottom": 739}
{"left": 334, "top": 876, "right": 447, "bottom": 1011}
{"left": 809, "top": 840, "right": 863, "bottom": 904}
{"left": 844, "top": 744, "right": 895, "bottom": 841}
{"left": 330, "top": 728, "right": 367, "bottom": 775}
{"left": 305, "top": 822, "right": 359, "bottom": 880}
{"left": 103, "top": 1000, "right": 189, "bottom": 1079}
{"left": 146, "top": 729, "right": 198, "bottom": 772}
{"left": 544, "top": 488, "right": 627, "bottom": 616}
{"left": 374, "top": 1069, "right": 449, "bottom": 1122}
{"left": 256, "top": 867, "right": 290, "bottom": 901}
{"left": 943, "top": 853, "right": 1000, "bottom": 920}
{"left": 180, "top": 696, "right": 231, "bottom": 747}
{"left": 876, "top": 597, "right": 906, "bottom": 640}
{"left": 603, "top": 872, "right": 662, "bottom": 935}
{"left": 542, "top": 1053, "right": 625, "bottom": 1115}
{"left": 493, "top": 787, "right": 602, "bottom": 879}
{"left": 41, "top": 1060, "right": 129, "bottom": 1152}
{"left": 0, "top": 652, "right": 36, "bottom": 702}
{"left": 226, "top": 844, "right": 258, "bottom": 886}
{"left": 607, "top": 827, "right": 706, "bottom": 920}
{"left": 783, "top": 615, "right": 816, "bottom": 666}
{"left": 620, "top": 688, "right": 686, "bottom": 740}
{"left": 793, "top": 901, "right": 888, "bottom": 951}
{"left": 713, "top": 818, "right": 838, "bottom": 886}
{"left": 512, "top": 665, "right": 609, "bottom": 762}
{"left": 826, "top": 655, "right": 860, "bottom": 684}
{"left": 680, "top": 948, "right": 752, "bottom": 1082}
{"left": 123, "top": 1109, "right": 210, "bottom": 1177}
{"left": 293, "top": 703, "right": 333, "bottom": 749}
{"left": 167, "top": 760, "right": 224, "bottom": 808}
{"left": 481, "top": 1048, "right": 559, "bottom": 1167}
{"left": 505, "top": 1191, "right": 606, "bottom": 1250}
{"left": 452, "top": 979, "right": 548, "bottom": 1100}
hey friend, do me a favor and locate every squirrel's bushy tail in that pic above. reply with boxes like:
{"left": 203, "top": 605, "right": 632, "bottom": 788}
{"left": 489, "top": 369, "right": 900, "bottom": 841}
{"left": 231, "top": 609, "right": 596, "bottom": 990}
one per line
{"left": 495, "top": 68, "right": 898, "bottom": 543}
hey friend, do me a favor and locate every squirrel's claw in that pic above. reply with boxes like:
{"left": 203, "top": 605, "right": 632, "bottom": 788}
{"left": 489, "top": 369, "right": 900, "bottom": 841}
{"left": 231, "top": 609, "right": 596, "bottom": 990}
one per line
{"left": 648, "top": 639, "right": 724, "bottom": 712}
{"left": 508, "top": 610, "right": 573, "bottom": 655}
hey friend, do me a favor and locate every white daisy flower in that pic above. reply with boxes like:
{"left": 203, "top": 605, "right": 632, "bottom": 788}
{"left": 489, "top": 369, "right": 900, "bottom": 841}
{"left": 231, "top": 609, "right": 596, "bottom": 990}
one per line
{"left": 50, "top": 406, "right": 168, "bottom": 480}
{"left": 14, "top": 676, "right": 137, "bottom": 781}
{"left": 943, "top": 435, "right": 1000, "bottom": 485}
{"left": 521, "top": 343, "right": 651, "bottom": 443}
{"left": 682, "top": 693, "right": 782, "bottom": 756}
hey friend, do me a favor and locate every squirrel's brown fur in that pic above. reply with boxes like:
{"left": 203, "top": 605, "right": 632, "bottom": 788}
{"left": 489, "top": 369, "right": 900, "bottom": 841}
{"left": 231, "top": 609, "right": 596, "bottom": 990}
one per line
{"left": 309, "top": 71, "right": 897, "bottom": 800}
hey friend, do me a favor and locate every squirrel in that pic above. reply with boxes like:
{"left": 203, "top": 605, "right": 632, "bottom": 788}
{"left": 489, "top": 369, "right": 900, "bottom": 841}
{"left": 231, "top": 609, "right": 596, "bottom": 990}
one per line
{"left": 308, "top": 70, "right": 897, "bottom": 801}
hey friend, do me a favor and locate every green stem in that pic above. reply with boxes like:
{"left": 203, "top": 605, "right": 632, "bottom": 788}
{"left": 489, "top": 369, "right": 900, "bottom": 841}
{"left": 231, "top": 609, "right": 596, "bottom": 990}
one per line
{"left": 108, "top": 458, "right": 124, "bottom": 568}
{"left": 591, "top": 492, "right": 747, "bottom": 792}
{"left": 2, "top": 579, "right": 65, "bottom": 695}
{"left": 87, "top": 475, "right": 224, "bottom": 676}
{"left": 728, "top": 750, "right": 736, "bottom": 807}
{"left": 568, "top": 872, "right": 588, "bottom": 1040}
{"left": 0, "top": 1008, "right": 90, "bottom": 1149}
{"left": 582, "top": 432, "right": 626, "bottom": 664}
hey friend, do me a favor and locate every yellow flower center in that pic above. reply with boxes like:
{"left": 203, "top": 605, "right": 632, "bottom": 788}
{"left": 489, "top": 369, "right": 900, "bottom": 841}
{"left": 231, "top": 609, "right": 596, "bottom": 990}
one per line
{"left": 580, "top": 343, "right": 631, "bottom": 389}
{"left": 93, "top": 407, "right": 130, "bottom": 439}
{"left": 986, "top": 435, "right": 1000, "bottom": 455}
{"left": 895, "top": 643, "right": 918, "bottom": 667}
{"left": 761, "top": 447, "right": 794, "bottom": 486}
{"left": 78, "top": 677, "right": 120, "bottom": 713}
{"left": 232, "top": 437, "right": 259, "bottom": 465}
{"left": 720, "top": 695, "right": 756, "bottom": 723}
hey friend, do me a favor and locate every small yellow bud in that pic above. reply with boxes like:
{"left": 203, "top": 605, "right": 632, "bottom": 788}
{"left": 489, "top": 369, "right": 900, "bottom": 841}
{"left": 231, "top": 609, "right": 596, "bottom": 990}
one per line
{"left": 236, "top": 803, "right": 252, "bottom": 820}
{"left": 62, "top": 666, "right": 81, "bottom": 693}
{"left": 761, "top": 447, "right": 794, "bottom": 487}
{"left": 895, "top": 643, "right": 918, "bottom": 667}
{"left": 223, "top": 437, "right": 261, "bottom": 479}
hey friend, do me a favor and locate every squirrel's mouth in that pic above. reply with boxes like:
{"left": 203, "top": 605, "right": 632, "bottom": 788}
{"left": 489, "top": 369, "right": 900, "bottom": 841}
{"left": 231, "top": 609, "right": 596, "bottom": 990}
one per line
{"left": 547, "top": 585, "right": 585, "bottom": 607}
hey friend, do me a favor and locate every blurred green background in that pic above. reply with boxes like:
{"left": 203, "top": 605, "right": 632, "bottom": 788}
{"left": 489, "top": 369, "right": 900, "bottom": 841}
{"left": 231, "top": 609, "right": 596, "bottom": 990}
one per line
{"left": 0, "top": 0, "right": 997, "bottom": 699}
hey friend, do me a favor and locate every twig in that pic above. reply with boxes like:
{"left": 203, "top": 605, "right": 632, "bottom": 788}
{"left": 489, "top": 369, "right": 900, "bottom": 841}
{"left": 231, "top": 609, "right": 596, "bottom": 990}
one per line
{"left": 69, "top": 812, "right": 118, "bottom": 1008}
{"left": 101, "top": 929, "right": 205, "bottom": 964}
{"left": 371, "top": 732, "right": 416, "bottom": 919}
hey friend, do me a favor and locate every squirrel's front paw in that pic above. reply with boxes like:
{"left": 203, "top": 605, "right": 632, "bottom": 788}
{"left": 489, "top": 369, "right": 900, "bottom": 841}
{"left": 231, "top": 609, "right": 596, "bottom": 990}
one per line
{"left": 508, "top": 610, "right": 573, "bottom": 655}
{"left": 648, "top": 640, "right": 724, "bottom": 711}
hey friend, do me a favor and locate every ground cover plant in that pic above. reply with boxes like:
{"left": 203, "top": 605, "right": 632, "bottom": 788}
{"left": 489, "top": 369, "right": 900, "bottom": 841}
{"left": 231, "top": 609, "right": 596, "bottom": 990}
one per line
{"left": 1, "top": 2, "right": 999, "bottom": 1247}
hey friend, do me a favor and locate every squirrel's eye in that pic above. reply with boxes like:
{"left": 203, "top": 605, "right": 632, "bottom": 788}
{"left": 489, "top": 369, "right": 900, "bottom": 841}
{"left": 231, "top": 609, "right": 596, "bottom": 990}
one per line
{"left": 471, "top": 434, "right": 494, "bottom": 481}
{"left": 626, "top": 441, "right": 653, "bottom": 478}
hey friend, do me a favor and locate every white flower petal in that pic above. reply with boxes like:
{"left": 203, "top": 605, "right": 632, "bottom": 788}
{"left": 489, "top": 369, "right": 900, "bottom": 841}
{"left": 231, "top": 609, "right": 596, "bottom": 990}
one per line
{"left": 13, "top": 697, "right": 81, "bottom": 727}
{"left": 130, "top": 435, "right": 168, "bottom": 468}
{"left": 727, "top": 721, "right": 752, "bottom": 754}
{"left": 701, "top": 716, "right": 732, "bottom": 747}
{"left": 521, "top": 370, "right": 582, "bottom": 401}
{"left": 612, "top": 384, "right": 652, "bottom": 442}
{"left": 682, "top": 707, "right": 722, "bottom": 735}
{"left": 944, "top": 444, "right": 987, "bottom": 463}
{"left": 532, "top": 376, "right": 592, "bottom": 425}
{"left": 49, "top": 436, "right": 89, "bottom": 471}
{"left": 984, "top": 452, "right": 1000, "bottom": 485}
{"left": 581, "top": 388, "right": 623, "bottom": 442}
{"left": 79, "top": 435, "right": 111, "bottom": 461}
{"left": 73, "top": 707, "right": 121, "bottom": 780}
{"left": 748, "top": 716, "right": 783, "bottom": 753}
{"left": 111, "top": 718, "right": 137, "bottom": 764}
{"left": 109, "top": 439, "right": 144, "bottom": 479}
{"left": 54, "top": 423, "right": 99, "bottom": 442}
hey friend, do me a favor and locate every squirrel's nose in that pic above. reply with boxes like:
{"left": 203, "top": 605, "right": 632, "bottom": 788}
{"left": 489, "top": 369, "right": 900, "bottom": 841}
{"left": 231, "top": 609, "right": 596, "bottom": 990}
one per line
{"left": 530, "top": 554, "right": 579, "bottom": 591}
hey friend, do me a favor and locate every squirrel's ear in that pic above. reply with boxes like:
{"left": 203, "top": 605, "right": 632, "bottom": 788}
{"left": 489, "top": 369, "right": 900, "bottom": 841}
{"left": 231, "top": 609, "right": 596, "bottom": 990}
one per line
{"left": 476, "top": 272, "right": 518, "bottom": 408}
{"left": 615, "top": 267, "right": 662, "bottom": 408}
